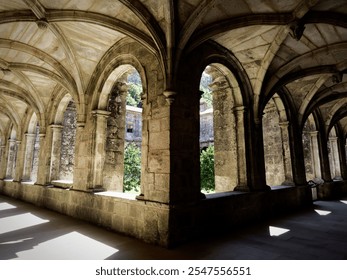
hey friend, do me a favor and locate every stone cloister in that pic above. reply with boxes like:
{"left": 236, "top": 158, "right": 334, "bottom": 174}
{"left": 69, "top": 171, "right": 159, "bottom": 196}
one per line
{"left": 1, "top": 0, "right": 347, "bottom": 247}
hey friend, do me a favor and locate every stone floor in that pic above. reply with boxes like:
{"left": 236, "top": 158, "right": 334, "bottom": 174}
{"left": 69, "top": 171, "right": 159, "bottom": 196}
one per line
{"left": 0, "top": 194, "right": 347, "bottom": 260}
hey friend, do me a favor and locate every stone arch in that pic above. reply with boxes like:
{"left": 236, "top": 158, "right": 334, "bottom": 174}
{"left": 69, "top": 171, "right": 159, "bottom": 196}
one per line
{"left": 86, "top": 40, "right": 160, "bottom": 112}
{"left": 101, "top": 65, "right": 144, "bottom": 192}
{"left": 173, "top": 41, "right": 252, "bottom": 199}
{"left": 91, "top": 54, "right": 147, "bottom": 191}
{"left": 199, "top": 63, "right": 247, "bottom": 192}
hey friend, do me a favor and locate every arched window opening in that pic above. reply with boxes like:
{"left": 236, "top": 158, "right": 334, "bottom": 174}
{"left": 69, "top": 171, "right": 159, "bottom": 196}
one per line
{"left": 302, "top": 114, "right": 322, "bottom": 183}
{"left": 124, "top": 71, "right": 142, "bottom": 193}
{"left": 263, "top": 94, "right": 293, "bottom": 187}
{"left": 104, "top": 67, "right": 143, "bottom": 193}
{"left": 199, "top": 64, "right": 247, "bottom": 194}
{"left": 328, "top": 127, "right": 342, "bottom": 180}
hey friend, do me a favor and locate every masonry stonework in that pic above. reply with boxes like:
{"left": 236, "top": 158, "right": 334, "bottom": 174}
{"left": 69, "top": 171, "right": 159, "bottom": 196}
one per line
{"left": 1, "top": 1, "right": 347, "bottom": 249}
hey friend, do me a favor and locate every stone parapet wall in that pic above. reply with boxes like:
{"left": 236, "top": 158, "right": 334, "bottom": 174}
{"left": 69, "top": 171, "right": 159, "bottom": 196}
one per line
{"left": 169, "top": 185, "right": 313, "bottom": 246}
{"left": 0, "top": 181, "right": 169, "bottom": 247}
{"left": 2, "top": 179, "right": 347, "bottom": 247}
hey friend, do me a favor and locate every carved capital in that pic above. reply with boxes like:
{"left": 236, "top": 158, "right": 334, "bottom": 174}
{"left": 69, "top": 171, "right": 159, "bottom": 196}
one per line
{"left": 163, "top": 90, "right": 177, "bottom": 105}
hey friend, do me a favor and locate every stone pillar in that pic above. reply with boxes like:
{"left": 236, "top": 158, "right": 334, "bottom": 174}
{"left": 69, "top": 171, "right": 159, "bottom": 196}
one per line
{"left": 164, "top": 88, "right": 200, "bottom": 203}
{"left": 329, "top": 136, "right": 341, "bottom": 179}
{"left": 309, "top": 131, "right": 322, "bottom": 180}
{"left": 248, "top": 117, "right": 268, "bottom": 190}
{"left": 288, "top": 122, "right": 307, "bottom": 186}
{"left": 137, "top": 89, "right": 173, "bottom": 203}
{"left": 103, "top": 81, "right": 128, "bottom": 191}
{"left": 22, "top": 133, "right": 36, "bottom": 181}
{"left": 49, "top": 125, "right": 63, "bottom": 181}
{"left": 212, "top": 85, "right": 238, "bottom": 192}
{"left": 91, "top": 110, "right": 110, "bottom": 189}
{"left": 318, "top": 131, "right": 332, "bottom": 182}
{"left": 138, "top": 92, "right": 148, "bottom": 197}
{"left": 13, "top": 140, "right": 25, "bottom": 182}
{"left": 338, "top": 137, "right": 347, "bottom": 180}
{"left": 68, "top": 121, "right": 84, "bottom": 189}
{"left": 35, "top": 133, "right": 51, "bottom": 185}
{"left": 279, "top": 121, "right": 294, "bottom": 185}
{"left": 233, "top": 106, "right": 249, "bottom": 190}
{"left": 0, "top": 144, "right": 8, "bottom": 179}
{"left": 5, "top": 139, "right": 17, "bottom": 179}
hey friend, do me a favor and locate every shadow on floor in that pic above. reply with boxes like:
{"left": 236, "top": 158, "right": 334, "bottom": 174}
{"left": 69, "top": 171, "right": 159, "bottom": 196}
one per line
{"left": 1, "top": 195, "right": 347, "bottom": 260}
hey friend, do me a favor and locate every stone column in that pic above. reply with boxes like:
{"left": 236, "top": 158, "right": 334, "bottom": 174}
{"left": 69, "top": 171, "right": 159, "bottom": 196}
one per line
{"left": 212, "top": 85, "right": 237, "bottom": 192}
{"left": 5, "top": 139, "right": 17, "bottom": 179}
{"left": 233, "top": 106, "right": 249, "bottom": 190}
{"left": 103, "top": 81, "right": 128, "bottom": 191}
{"left": 91, "top": 110, "right": 110, "bottom": 189}
{"left": 338, "top": 138, "right": 347, "bottom": 180}
{"left": 49, "top": 125, "right": 63, "bottom": 181}
{"left": 288, "top": 122, "right": 307, "bottom": 186}
{"left": 248, "top": 116, "right": 268, "bottom": 190}
{"left": 279, "top": 121, "right": 294, "bottom": 185}
{"left": 22, "top": 133, "right": 36, "bottom": 181}
{"left": 0, "top": 144, "right": 8, "bottom": 179}
{"left": 329, "top": 136, "right": 341, "bottom": 179}
{"left": 13, "top": 140, "right": 25, "bottom": 182}
{"left": 138, "top": 90, "right": 172, "bottom": 203}
{"left": 318, "top": 131, "right": 332, "bottom": 182}
{"left": 68, "top": 121, "right": 85, "bottom": 189}
{"left": 309, "top": 131, "right": 322, "bottom": 180}
{"left": 35, "top": 133, "right": 51, "bottom": 185}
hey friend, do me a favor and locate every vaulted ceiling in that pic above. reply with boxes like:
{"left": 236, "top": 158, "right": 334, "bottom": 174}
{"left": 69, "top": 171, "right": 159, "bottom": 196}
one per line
{"left": 1, "top": 0, "right": 347, "bottom": 140}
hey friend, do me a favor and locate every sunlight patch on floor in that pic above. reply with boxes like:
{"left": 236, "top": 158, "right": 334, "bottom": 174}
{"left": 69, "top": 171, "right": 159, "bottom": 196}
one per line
{"left": 0, "top": 213, "right": 49, "bottom": 234}
{"left": 314, "top": 209, "right": 331, "bottom": 216}
{"left": 0, "top": 202, "right": 17, "bottom": 211}
{"left": 269, "top": 226, "right": 290, "bottom": 237}
{"left": 340, "top": 200, "right": 347, "bottom": 204}
{"left": 12, "top": 231, "right": 119, "bottom": 260}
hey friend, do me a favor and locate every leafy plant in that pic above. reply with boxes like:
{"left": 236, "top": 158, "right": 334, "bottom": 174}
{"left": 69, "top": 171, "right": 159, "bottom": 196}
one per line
{"left": 200, "top": 145, "right": 215, "bottom": 192}
{"left": 127, "top": 83, "right": 142, "bottom": 107}
{"left": 200, "top": 72, "right": 213, "bottom": 108}
{"left": 123, "top": 143, "right": 141, "bottom": 192}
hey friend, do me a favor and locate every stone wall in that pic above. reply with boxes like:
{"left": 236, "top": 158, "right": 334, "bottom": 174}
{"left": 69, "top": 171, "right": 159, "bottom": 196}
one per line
{"left": 0, "top": 181, "right": 169, "bottom": 246}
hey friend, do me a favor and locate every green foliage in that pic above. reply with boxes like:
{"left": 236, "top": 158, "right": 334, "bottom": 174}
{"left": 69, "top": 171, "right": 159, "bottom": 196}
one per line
{"left": 123, "top": 143, "right": 141, "bottom": 193}
{"left": 200, "top": 145, "right": 215, "bottom": 192}
{"left": 200, "top": 72, "right": 213, "bottom": 109}
{"left": 127, "top": 83, "right": 142, "bottom": 107}
{"left": 200, "top": 88, "right": 213, "bottom": 108}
